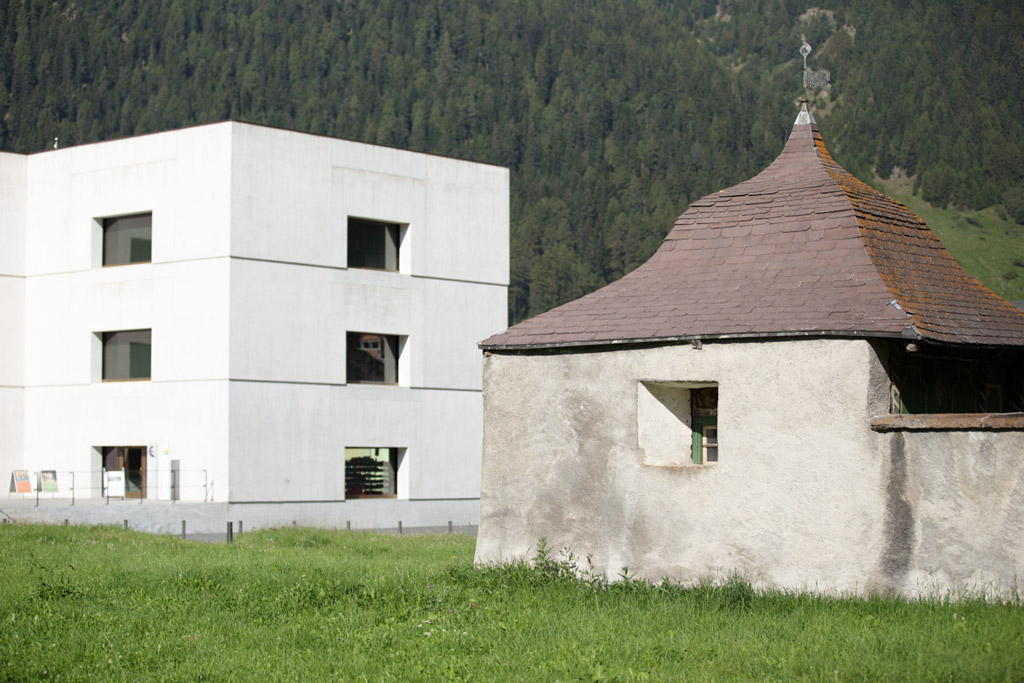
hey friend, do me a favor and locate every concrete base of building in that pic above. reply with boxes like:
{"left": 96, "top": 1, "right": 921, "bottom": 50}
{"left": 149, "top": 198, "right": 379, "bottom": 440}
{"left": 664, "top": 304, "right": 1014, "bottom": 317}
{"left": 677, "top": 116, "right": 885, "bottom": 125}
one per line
{"left": 0, "top": 496, "right": 479, "bottom": 539}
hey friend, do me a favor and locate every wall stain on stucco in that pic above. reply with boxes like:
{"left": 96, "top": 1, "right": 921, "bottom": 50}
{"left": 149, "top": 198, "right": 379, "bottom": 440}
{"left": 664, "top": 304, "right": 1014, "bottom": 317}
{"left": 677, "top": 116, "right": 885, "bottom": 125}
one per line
{"left": 877, "top": 432, "right": 916, "bottom": 593}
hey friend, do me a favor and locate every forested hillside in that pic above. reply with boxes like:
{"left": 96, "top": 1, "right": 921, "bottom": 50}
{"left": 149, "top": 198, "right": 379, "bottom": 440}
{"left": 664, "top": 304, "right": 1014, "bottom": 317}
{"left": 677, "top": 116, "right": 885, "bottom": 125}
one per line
{"left": 2, "top": 0, "right": 1022, "bottom": 322}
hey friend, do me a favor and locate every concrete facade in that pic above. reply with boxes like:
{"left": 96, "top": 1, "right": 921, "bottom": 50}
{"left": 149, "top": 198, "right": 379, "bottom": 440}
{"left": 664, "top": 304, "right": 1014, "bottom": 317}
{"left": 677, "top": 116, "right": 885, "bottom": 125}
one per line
{"left": 1, "top": 122, "right": 508, "bottom": 528}
{"left": 476, "top": 339, "right": 1024, "bottom": 598}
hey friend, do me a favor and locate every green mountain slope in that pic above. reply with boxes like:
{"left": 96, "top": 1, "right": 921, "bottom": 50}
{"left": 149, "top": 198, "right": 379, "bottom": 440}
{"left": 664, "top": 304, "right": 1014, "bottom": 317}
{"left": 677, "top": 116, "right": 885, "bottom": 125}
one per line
{"left": 2, "top": 0, "right": 1021, "bottom": 321}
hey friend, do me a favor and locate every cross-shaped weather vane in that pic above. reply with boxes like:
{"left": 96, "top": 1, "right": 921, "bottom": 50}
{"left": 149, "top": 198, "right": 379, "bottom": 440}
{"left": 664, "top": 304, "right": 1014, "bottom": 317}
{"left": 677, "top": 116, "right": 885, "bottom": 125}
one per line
{"left": 800, "top": 34, "right": 831, "bottom": 95}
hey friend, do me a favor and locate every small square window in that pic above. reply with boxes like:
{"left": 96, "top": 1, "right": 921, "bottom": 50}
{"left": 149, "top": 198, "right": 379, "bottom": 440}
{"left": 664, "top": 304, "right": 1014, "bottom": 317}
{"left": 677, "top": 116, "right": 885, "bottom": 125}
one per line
{"left": 345, "top": 447, "right": 402, "bottom": 498}
{"left": 103, "top": 213, "right": 152, "bottom": 266}
{"left": 347, "top": 332, "right": 399, "bottom": 384}
{"left": 347, "top": 218, "right": 400, "bottom": 271}
{"left": 101, "top": 329, "right": 151, "bottom": 380}
{"left": 637, "top": 381, "right": 718, "bottom": 466}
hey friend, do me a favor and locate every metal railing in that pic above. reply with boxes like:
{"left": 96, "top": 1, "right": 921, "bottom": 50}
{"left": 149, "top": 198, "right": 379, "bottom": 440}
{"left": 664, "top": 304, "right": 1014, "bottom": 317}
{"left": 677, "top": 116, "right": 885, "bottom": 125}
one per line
{"left": 7, "top": 469, "right": 210, "bottom": 506}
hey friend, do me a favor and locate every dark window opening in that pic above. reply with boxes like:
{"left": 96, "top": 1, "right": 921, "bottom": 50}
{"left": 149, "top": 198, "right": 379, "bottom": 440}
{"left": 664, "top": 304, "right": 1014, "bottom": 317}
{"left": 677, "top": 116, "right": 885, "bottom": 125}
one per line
{"left": 691, "top": 386, "right": 719, "bottom": 465}
{"left": 102, "top": 329, "right": 151, "bottom": 381}
{"left": 103, "top": 213, "right": 152, "bottom": 266}
{"left": 347, "top": 332, "right": 399, "bottom": 384}
{"left": 348, "top": 218, "right": 400, "bottom": 271}
{"left": 345, "top": 447, "right": 401, "bottom": 498}
{"left": 883, "top": 342, "right": 1023, "bottom": 414}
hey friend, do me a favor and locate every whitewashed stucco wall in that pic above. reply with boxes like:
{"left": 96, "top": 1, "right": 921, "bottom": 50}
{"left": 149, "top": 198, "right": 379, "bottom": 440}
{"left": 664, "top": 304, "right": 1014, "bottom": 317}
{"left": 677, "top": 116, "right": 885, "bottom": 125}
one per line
{"left": 871, "top": 429, "right": 1024, "bottom": 598}
{"left": 476, "top": 338, "right": 1024, "bottom": 598}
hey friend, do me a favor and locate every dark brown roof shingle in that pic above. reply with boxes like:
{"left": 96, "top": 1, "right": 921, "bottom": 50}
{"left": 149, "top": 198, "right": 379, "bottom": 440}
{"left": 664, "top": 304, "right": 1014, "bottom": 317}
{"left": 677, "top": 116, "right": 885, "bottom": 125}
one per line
{"left": 482, "top": 105, "right": 1024, "bottom": 350}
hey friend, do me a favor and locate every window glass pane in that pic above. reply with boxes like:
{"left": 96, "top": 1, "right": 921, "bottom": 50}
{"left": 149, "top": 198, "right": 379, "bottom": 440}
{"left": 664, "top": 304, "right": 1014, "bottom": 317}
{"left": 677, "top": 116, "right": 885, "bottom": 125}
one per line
{"left": 345, "top": 447, "right": 396, "bottom": 497}
{"left": 347, "top": 332, "right": 398, "bottom": 383}
{"left": 103, "top": 213, "right": 152, "bottom": 265}
{"left": 102, "top": 330, "right": 151, "bottom": 380}
{"left": 348, "top": 218, "right": 399, "bottom": 270}
{"left": 126, "top": 447, "right": 144, "bottom": 493}
{"left": 704, "top": 426, "right": 718, "bottom": 463}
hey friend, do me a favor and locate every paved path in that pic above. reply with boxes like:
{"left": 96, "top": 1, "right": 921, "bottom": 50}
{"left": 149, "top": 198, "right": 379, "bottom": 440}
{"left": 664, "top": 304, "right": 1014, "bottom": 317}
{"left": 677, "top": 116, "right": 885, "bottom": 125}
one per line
{"left": 0, "top": 497, "right": 477, "bottom": 540}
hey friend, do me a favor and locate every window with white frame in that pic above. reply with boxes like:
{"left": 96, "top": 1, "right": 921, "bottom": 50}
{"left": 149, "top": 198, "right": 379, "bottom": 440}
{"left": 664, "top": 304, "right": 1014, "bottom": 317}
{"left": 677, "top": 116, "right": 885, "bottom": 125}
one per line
{"left": 689, "top": 387, "right": 718, "bottom": 465}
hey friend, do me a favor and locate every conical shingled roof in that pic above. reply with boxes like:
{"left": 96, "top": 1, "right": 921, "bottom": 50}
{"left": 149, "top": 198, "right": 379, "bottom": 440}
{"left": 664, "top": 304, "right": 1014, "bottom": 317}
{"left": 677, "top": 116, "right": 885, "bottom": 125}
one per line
{"left": 482, "top": 103, "right": 1024, "bottom": 350}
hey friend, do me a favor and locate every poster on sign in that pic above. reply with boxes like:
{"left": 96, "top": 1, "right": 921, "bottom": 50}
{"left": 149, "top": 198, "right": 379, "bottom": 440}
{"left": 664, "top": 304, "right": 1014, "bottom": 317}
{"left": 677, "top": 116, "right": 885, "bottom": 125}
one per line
{"left": 11, "top": 470, "right": 32, "bottom": 493}
{"left": 105, "top": 470, "right": 125, "bottom": 499}
{"left": 41, "top": 470, "right": 58, "bottom": 493}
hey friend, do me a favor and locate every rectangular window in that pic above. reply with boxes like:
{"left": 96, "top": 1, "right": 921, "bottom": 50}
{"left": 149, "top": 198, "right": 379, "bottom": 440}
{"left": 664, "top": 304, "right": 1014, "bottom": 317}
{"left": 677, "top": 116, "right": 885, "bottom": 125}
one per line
{"left": 102, "top": 329, "right": 151, "bottom": 380}
{"left": 345, "top": 447, "right": 402, "bottom": 498}
{"left": 637, "top": 381, "right": 718, "bottom": 466}
{"left": 692, "top": 419, "right": 718, "bottom": 464}
{"left": 103, "top": 213, "right": 152, "bottom": 266}
{"left": 347, "top": 218, "right": 400, "bottom": 271}
{"left": 690, "top": 387, "right": 718, "bottom": 465}
{"left": 347, "top": 332, "right": 399, "bottom": 384}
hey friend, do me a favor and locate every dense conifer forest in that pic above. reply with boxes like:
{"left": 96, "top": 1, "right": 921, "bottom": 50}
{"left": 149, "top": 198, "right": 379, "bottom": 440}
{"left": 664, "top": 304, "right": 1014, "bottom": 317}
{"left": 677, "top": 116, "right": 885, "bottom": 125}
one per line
{"left": 2, "top": 0, "right": 1022, "bottom": 322}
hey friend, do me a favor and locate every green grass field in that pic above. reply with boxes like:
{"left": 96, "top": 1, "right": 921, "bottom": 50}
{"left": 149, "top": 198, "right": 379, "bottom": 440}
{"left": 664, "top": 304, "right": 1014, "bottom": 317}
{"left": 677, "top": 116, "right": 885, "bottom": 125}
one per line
{"left": 2, "top": 524, "right": 1022, "bottom": 681}
{"left": 870, "top": 174, "right": 1024, "bottom": 303}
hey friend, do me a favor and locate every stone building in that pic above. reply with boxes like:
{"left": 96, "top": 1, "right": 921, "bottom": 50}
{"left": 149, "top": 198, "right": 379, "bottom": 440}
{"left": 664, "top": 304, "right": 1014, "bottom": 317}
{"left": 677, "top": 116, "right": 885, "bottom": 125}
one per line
{"left": 1, "top": 121, "right": 508, "bottom": 529}
{"left": 476, "top": 102, "right": 1024, "bottom": 598}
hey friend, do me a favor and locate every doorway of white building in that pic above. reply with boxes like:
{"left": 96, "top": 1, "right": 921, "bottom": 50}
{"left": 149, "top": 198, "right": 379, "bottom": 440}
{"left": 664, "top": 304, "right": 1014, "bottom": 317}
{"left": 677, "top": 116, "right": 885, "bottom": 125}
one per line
{"left": 101, "top": 446, "right": 147, "bottom": 499}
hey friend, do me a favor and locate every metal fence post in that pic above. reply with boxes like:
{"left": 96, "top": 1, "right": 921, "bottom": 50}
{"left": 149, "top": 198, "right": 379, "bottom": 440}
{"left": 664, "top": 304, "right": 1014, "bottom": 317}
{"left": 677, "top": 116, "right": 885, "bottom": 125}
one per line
{"left": 398, "top": 520, "right": 403, "bottom": 535}
{"left": 226, "top": 521, "right": 233, "bottom": 544}
{"left": 181, "top": 520, "right": 186, "bottom": 540}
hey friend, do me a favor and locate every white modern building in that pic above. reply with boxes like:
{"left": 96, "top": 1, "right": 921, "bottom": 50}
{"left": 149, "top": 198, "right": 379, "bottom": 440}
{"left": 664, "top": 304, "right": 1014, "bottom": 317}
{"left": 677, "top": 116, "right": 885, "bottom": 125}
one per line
{"left": 0, "top": 121, "right": 508, "bottom": 528}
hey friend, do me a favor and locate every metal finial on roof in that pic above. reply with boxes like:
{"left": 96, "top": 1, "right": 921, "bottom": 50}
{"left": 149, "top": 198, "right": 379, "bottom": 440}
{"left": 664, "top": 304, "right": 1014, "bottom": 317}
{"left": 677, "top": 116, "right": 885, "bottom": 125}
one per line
{"left": 794, "top": 99, "right": 816, "bottom": 125}
{"left": 800, "top": 34, "right": 831, "bottom": 96}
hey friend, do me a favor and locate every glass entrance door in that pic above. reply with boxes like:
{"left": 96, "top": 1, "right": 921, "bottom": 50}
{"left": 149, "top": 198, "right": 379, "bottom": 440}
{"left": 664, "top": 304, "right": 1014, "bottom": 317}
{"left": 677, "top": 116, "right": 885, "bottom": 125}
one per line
{"left": 102, "top": 446, "right": 147, "bottom": 499}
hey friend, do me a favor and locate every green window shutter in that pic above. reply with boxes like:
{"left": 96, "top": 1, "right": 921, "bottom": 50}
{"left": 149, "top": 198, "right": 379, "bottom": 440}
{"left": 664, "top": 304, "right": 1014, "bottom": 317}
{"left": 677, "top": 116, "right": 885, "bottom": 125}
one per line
{"left": 691, "top": 423, "right": 703, "bottom": 464}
